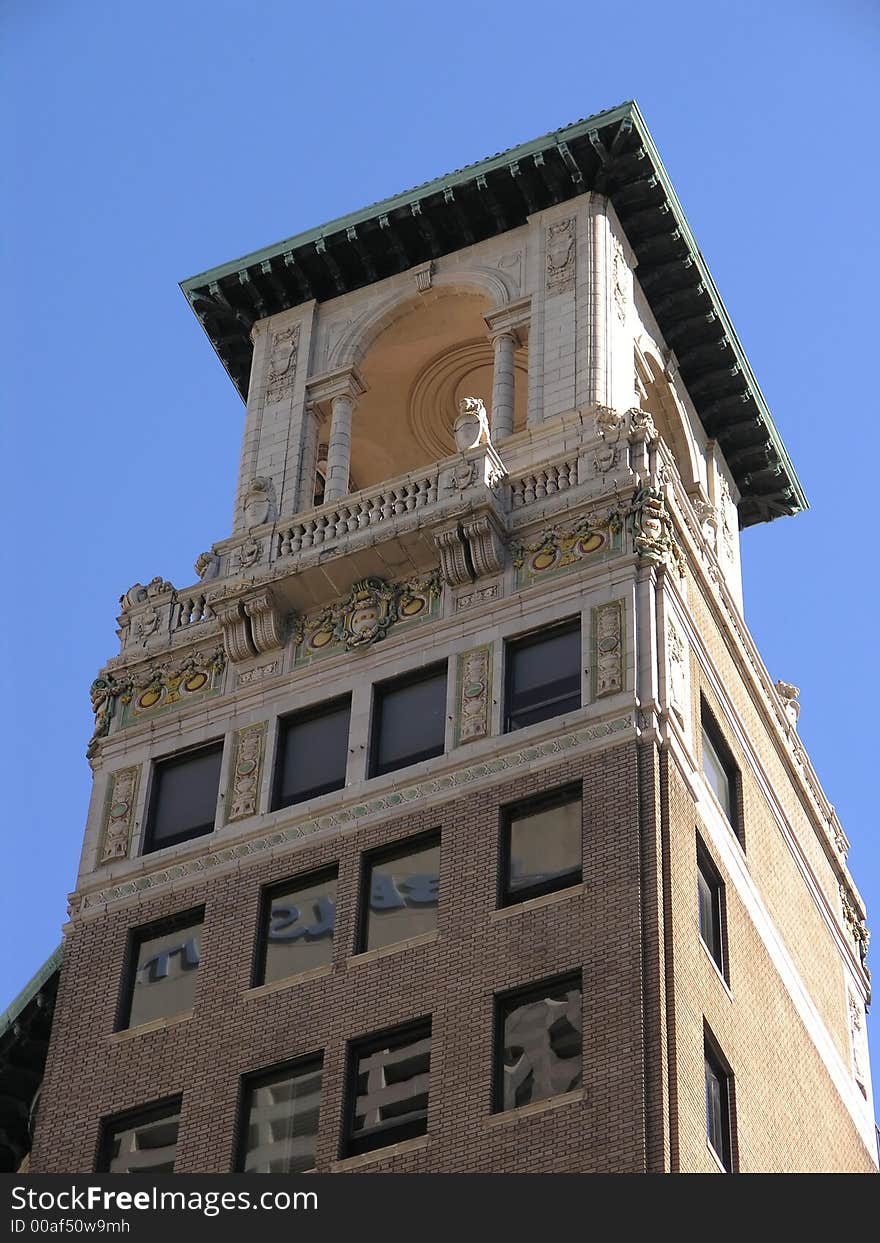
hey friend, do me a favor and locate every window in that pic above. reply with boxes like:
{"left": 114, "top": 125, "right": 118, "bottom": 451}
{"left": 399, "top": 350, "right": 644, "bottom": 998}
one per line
{"left": 704, "top": 1036, "right": 734, "bottom": 1171}
{"left": 369, "top": 664, "right": 447, "bottom": 777}
{"left": 144, "top": 742, "right": 223, "bottom": 853}
{"left": 504, "top": 620, "right": 581, "bottom": 732}
{"left": 500, "top": 787, "right": 582, "bottom": 906}
{"left": 98, "top": 1098, "right": 181, "bottom": 1173}
{"left": 273, "top": 697, "right": 351, "bottom": 809}
{"left": 697, "top": 839, "right": 725, "bottom": 976}
{"left": 359, "top": 833, "right": 440, "bottom": 953}
{"left": 119, "top": 909, "right": 203, "bottom": 1030}
{"left": 256, "top": 868, "right": 337, "bottom": 986}
{"left": 237, "top": 1056, "right": 323, "bottom": 1174}
{"left": 700, "top": 703, "right": 740, "bottom": 838}
{"left": 344, "top": 1020, "right": 431, "bottom": 1157}
{"left": 494, "top": 973, "right": 582, "bottom": 1113}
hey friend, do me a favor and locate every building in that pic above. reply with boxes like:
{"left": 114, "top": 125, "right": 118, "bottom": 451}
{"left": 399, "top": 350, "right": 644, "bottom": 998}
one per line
{"left": 24, "top": 101, "right": 874, "bottom": 1174}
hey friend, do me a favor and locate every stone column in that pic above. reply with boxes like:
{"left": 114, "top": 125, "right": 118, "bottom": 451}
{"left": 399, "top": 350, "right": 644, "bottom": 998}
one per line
{"left": 484, "top": 297, "right": 531, "bottom": 443}
{"left": 489, "top": 330, "right": 516, "bottom": 442}
{"left": 588, "top": 197, "right": 610, "bottom": 408}
{"left": 304, "top": 367, "right": 367, "bottom": 506}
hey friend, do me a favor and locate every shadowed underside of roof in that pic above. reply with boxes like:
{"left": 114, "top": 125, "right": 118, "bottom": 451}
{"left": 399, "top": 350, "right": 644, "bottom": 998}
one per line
{"left": 180, "top": 100, "right": 806, "bottom": 529}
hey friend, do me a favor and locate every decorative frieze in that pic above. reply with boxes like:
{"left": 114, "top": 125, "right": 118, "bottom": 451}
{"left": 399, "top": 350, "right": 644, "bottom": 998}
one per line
{"left": 226, "top": 722, "right": 268, "bottom": 823}
{"left": 98, "top": 766, "right": 140, "bottom": 864}
{"left": 455, "top": 583, "right": 500, "bottom": 612}
{"left": 293, "top": 572, "right": 440, "bottom": 665}
{"left": 592, "top": 601, "right": 624, "bottom": 698}
{"left": 456, "top": 646, "right": 492, "bottom": 744}
{"left": 513, "top": 510, "right": 622, "bottom": 587}
{"left": 71, "top": 715, "right": 634, "bottom": 918}
{"left": 237, "top": 660, "right": 280, "bottom": 687}
{"left": 88, "top": 647, "right": 226, "bottom": 759}
{"left": 546, "top": 218, "right": 576, "bottom": 294}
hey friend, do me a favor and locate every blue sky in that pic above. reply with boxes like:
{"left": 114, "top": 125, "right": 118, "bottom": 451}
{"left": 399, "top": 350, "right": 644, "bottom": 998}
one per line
{"left": 3, "top": 0, "right": 879, "bottom": 1138}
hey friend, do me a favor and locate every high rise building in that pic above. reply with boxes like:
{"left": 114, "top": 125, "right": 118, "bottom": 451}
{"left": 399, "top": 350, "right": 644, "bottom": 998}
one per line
{"left": 15, "top": 101, "right": 875, "bottom": 1173}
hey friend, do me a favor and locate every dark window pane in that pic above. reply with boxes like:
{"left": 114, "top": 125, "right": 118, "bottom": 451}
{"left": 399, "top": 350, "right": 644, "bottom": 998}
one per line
{"left": 125, "top": 915, "right": 202, "bottom": 1029}
{"left": 347, "top": 1024, "right": 431, "bottom": 1155}
{"left": 496, "top": 976, "right": 582, "bottom": 1113}
{"left": 362, "top": 838, "right": 440, "bottom": 951}
{"left": 240, "top": 1060, "right": 323, "bottom": 1174}
{"left": 702, "top": 724, "right": 732, "bottom": 823}
{"left": 705, "top": 1046, "right": 732, "bottom": 1170}
{"left": 372, "top": 668, "right": 446, "bottom": 776}
{"left": 275, "top": 699, "right": 350, "bottom": 808}
{"left": 101, "top": 1104, "right": 180, "bottom": 1173}
{"left": 260, "top": 871, "right": 337, "bottom": 985}
{"left": 146, "top": 745, "right": 222, "bottom": 852}
{"left": 506, "top": 624, "right": 580, "bottom": 732}
{"left": 504, "top": 793, "right": 581, "bottom": 903}
{"left": 697, "top": 851, "right": 724, "bottom": 971}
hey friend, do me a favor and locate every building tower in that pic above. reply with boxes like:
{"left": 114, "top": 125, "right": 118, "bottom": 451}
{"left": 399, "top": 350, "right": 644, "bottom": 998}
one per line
{"left": 22, "top": 102, "right": 875, "bottom": 1174}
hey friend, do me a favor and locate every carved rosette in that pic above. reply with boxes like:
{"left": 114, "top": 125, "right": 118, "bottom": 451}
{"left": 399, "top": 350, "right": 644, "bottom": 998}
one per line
{"left": 546, "top": 218, "right": 576, "bottom": 294}
{"left": 592, "top": 601, "right": 623, "bottom": 698}
{"left": 99, "top": 766, "right": 140, "bottom": 864}
{"left": 226, "top": 722, "right": 267, "bottom": 823}
{"left": 668, "top": 617, "right": 689, "bottom": 726}
{"left": 456, "top": 646, "right": 492, "bottom": 744}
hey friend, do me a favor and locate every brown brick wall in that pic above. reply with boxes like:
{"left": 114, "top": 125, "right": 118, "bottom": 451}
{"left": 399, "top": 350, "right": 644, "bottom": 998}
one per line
{"left": 662, "top": 755, "right": 873, "bottom": 1173}
{"left": 31, "top": 743, "right": 648, "bottom": 1174}
{"left": 686, "top": 589, "right": 853, "bottom": 1064}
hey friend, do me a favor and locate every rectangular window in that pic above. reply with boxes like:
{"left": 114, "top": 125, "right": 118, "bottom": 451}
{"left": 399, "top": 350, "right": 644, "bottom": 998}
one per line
{"left": 504, "top": 620, "right": 581, "bottom": 732}
{"left": 237, "top": 1056, "right": 323, "bottom": 1174}
{"left": 700, "top": 703, "right": 740, "bottom": 839}
{"left": 704, "top": 1037, "right": 734, "bottom": 1171}
{"left": 494, "top": 973, "right": 582, "bottom": 1113}
{"left": 98, "top": 1098, "right": 181, "bottom": 1173}
{"left": 144, "top": 742, "right": 223, "bottom": 853}
{"left": 119, "top": 909, "right": 203, "bottom": 1031}
{"left": 359, "top": 833, "right": 440, "bottom": 953}
{"left": 344, "top": 1020, "right": 431, "bottom": 1157}
{"left": 500, "top": 786, "right": 582, "bottom": 906}
{"left": 273, "top": 697, "right": 351, "bottom": 809}
{"left": 369, "top": 664, "right": 447, "bottom": 778}
{"left": 256, "top": 868, "right": 337, "bottom": 986}
{"left": 697, "top": 839, "right": 725, "bottom": 976}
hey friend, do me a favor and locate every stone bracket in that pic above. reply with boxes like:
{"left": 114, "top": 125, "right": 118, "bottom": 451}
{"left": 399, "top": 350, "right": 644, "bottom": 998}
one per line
{"left": 210, "top": 585, "right": 288, "bottom": 663}
{"left": 435, "top": 506, "right": 507, "bottom": 586}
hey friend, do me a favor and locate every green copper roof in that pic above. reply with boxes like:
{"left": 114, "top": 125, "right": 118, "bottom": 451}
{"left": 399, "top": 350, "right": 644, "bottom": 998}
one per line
{"left": 181, "top": 100, "right": 807, "bottom": 527}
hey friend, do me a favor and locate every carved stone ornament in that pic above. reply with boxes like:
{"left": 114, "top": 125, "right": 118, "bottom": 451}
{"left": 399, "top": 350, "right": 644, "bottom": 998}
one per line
{"left": 99, "top": 765, "right": 140, "bottom": 864}
{"left": 612, "top": 237, "right": 628, "bottom": 322}
{"left": 194, "top": 550, "right": 220, "bottom": 580}
{"left": 242, "top": 477, "right": 275, "bottom": 529}
{"left": 692, "top": 500, "right": 719, "bottom": 554}
{"left": 456, "top": 646, "right": 492, "bottom": 744}
{"left": 237, "top": 660, "right": 280, "bottom": 686}
{"left": 840, "top": 884, "right": 870, "bottom": 971}
{"left": 848, "top": 992, "right": 869, "bottom": 1097}
{"left": 264, "top": 323, "right": 300, "bottom": 403}
{"left": 414, "top": 260, "right": 433, "bottom": 293}
{"left": 455, "top": 583, "right": 500, "bottom": 612}
{"left": 234, "top": 535, "right": 264, "bottom": 570}
{"left": 774, "top": 680, "right": 801, "bottom": 727}
{"left": 593, "top": 405, "right": 625, "bottom": 472}
{"left": 292, "top": 572, "right": 441, "bottom": 661}
{"left": 119, "top": 577, "right": 174, "bottom": 612}
{"left": 87, "top": 647, "right": 226, "bottom": 759}
{"left": 226, "top": 721, "right": 267, "bottom": 823}
{"left": 453, "top": 396, "right": 492, "bottom": 452}
{"left": 546, "top": 217, "right": 576, "bottom": 294}
{"left": 631, "top": 487, "right": 685, "bottom": 575}
{"left": 593, "top": 601, "right": 623, "bottom": 698}
{"left": 463, "top": 514, "right": 505, "bottom": 579}
{"left": 435, "top": 526, "right": 472, "bottom": 587}
{"left": 627, "top": 406, "right": 658, "bottom": 444}
{"left": 668, "top": 618, "right": 689, "bottom": 725}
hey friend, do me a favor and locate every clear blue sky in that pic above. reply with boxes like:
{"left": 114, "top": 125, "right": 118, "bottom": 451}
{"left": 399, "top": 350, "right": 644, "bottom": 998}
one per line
{"left": 3, "top": 0, "right": 879, "bottom": 1133}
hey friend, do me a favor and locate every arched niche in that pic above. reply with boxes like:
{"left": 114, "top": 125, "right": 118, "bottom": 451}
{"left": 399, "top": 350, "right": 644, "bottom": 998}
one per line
{"left": 334, "top": 284, "right": 527, "bottom": 489}
{"left": 635, "top": 345, "right": 703, "bottom": 491}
